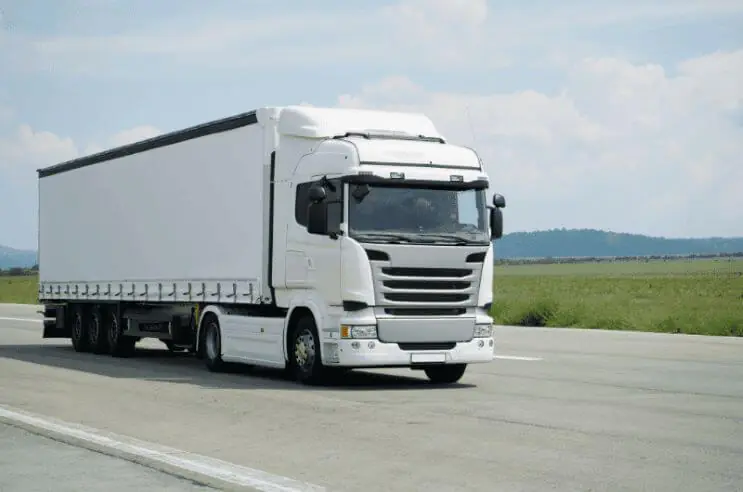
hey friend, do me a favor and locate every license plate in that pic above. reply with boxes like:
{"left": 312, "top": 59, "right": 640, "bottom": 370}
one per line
{"left": 411, "top": 353, "right": 446, "bottom": 363}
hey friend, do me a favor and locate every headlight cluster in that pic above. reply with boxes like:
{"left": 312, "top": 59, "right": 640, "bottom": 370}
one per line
{"left": 473, "top": 323, "right": 493, "bottom": 337}
{"left": 340, "top": 324, "right": 378, "bottom": 339}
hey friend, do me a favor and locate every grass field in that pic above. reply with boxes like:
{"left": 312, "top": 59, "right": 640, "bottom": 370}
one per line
{"left": 493, "top": 258, "right": 743, "bottom": 336}
{"left": 0, "top": 274, "right": 38, "bottom": 305}
{"left": 1, "top": 258, "right": 742, "bottom": 336}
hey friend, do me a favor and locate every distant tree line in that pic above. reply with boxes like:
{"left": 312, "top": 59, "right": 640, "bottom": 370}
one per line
{"left": 495, "top": 251, "right": 743, "bottom": 265}
{"left": 494, "top": 229, "right": 743, "bottom": 259}
{"left": 0, "top": 264, "right": 38, "bottom": 276}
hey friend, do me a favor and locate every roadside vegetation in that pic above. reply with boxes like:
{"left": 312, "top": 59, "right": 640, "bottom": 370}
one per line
{"left": 492, "top": 257, "right": 743, "bottom": 337}
{"left": 0, "top": 271, "right": 38, "bottom": 304}
{"left": 2, "top": 258, "right": 742, "bottom": 336}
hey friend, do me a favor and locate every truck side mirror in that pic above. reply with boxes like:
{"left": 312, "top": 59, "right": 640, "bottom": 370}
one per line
{"left": 490, "top": 207, "right": 503, "bottom": 240}
{"left": 492, "top": 193, "right": 506, "bottom": 208}
{"left": 309, "top": 184, "right": 327, "bottom": 203}
{"left": 490, "top": 193, "right": 505, "bottom": 240}
{"left": 307, "top": 184, "right": 329, "bottom": 235}
{"left": 308, "top": 202, "right": 328, "bottom": 235}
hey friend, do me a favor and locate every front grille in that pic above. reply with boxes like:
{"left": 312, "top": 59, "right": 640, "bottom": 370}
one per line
{"left": 377, "top": 266, "right": 477, "bottom": 306}
{"left": 383, "top": 280, "right": 470, "bottom": 290}
{"left": 382, "top": 267, "right": 471, "bottom": 277}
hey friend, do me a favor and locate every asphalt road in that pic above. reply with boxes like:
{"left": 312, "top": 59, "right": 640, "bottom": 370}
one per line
{"left": 0, "top": 422, "right": 215, "bottom": 492}
{"left": 1, "top": 303, "right": 742, "bottom": 491}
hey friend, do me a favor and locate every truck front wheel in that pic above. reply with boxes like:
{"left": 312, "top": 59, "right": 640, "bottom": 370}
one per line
{"left": 288, "top": 315, "right": 325, "bottom": 385}
{"left": 423, "top": 364, "right": 467, "bottom": 384}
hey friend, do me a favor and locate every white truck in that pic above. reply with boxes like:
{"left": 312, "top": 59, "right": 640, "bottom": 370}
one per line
{"left": 37, "top": 105, "right": 506, "bottom": 385}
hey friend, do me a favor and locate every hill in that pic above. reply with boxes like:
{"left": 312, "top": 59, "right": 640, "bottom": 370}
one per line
{"left": 0, "top": 246, "right": 37, "bottom": 269}
{"left": 494, "top": 229, "right": 743, "bottom": 259}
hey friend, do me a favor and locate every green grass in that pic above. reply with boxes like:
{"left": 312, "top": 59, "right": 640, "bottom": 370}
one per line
{"left": 492, "top": 258, "right": 743, "bottom": 336}
{"left": 2, "top": 258, "right": 742, "bottom": 336}
{"left": 0, "top": 275, "right": 39, "bottom": 304}
{"left": 495, "top": 257, "right": 742, "bottom": 276}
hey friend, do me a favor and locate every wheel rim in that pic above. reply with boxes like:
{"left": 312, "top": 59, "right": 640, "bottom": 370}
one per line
{"left": 109, "top": 314, "right": 119, "bottom": 342}
{"left": 294, "top": 329, "right": 315, "bottom": 371}
{"left": 205, "top": 322, "right": 219, "bottom": 360}
{"left": 73, "top": 313, "right": 83, "bottom": 340}
{"left": 89, "top": 314, "right": 99, "bottom": 345}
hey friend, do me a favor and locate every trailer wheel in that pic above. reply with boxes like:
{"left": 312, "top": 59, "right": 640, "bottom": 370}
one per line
{"left": 202, "top": 314, "right": 226, "bottom": 372}
{"left": 87, "top": 305, "right": 109, "bottom": 354}
{"left": 70, "top": 305, "right": 90, "bottom": 353}
{"left": 106, "top": 306, "right": 135, "bottom": 358}
{"left": 423, "top": 364, "right": 467, "bottom": 384}
{"left": 288, "top": 315, "right": 326, "bottom": 385}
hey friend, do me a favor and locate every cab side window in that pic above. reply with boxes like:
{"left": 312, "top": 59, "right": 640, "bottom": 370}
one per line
{"left": 294, "top": 179, "right": 344, "bottom": 231}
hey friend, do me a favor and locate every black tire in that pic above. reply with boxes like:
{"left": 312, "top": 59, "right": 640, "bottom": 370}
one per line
{"left": 106, "top": 306, "right": 135, "bottom": 358}
{"left": 287, "top": 315, "right": 326, "bottom": 385}
{"left": 87, "top": 305, "right": 109, "bottom": 354}
{"left": 202, "top": 314, "right": 226, "bottom": 372}
{"left": 423, "top": 364, "right": 467, "bottom": 384}
{"left": 70, "top": 305, "right": 90, "bottom": 353}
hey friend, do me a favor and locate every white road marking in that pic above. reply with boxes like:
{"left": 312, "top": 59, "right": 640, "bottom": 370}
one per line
{"left": 0, "top": 317, "right": 41, "bottom": 323}
{"left": 0, "top": 405, "right": 325, "bottom": 492}
{"left": 495, "top": 355, "right": 543, "bottom": 361}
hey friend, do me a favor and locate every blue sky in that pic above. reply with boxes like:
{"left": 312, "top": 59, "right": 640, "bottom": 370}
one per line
{"left": 1, "top": 0, "right": 743, "bottom": 250}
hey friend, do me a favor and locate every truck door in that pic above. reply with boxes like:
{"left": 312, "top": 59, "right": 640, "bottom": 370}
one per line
{"left": 285, "top": 177, "right": 343, "bottom": 306}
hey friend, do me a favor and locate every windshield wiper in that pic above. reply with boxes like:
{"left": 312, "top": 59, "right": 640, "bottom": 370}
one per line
{"left": 420, "top": 233, "right": 476, "bottom": 245}
{"left": 353, "top": 232, "right": 421, "bottom": 244}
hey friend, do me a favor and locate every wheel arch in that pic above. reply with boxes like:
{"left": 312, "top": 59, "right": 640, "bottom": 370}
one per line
{"left": 195, "top": 304, "right": 225, "bottom": 355}
{"left": 283, "top": 301, "right": 325, "bottom": 362}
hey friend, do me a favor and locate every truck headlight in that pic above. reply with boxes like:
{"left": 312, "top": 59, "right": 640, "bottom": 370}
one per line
{"left": 341, "top": 324, "right": 378, "bottom": 339}
{"left": 473, "top": 323, "right": 493, "bottom": 338}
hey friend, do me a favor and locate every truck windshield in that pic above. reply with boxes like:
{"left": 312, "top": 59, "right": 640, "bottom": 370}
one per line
{"left": 348, "top": 183, "right": 490, "bottom": 245}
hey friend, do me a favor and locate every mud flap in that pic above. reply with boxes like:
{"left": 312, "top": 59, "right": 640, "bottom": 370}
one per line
{"left": 41, "top": 304, "right": 71, "bottom": 339}
{"left": 42, "top": 319, "right": 71, "bottom": 338}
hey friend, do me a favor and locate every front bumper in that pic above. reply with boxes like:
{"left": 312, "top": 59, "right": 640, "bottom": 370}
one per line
{"left": 323, "top": 337, "right": 495, "bottom": 367}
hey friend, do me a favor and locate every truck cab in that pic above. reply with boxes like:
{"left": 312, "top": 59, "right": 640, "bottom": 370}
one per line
{"left": 268, "top": 106, "right": 506, "bottom": 383}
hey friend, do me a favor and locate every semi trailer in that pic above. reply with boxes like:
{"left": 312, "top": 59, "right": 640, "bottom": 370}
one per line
{"left": 37, "top": 105, "right": 506, "bottom": 385}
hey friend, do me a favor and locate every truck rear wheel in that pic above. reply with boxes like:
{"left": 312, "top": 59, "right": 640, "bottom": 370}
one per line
{"left": 87, "top": 305, "right": 109, "bottom": 354}
{"left": 70, "top": 305, "right": 90, "bottom": 353}
{"left": 288, "top": 315, "right": 326, "bottom": 385}
{"left": 106, "top": 306, "right": 135, "bottom": 357}
{"left": 202, "top": 314, "right": 226, "bottom": 372}
{"left": 423, "top": 364, "right": 467, "bottom": 384}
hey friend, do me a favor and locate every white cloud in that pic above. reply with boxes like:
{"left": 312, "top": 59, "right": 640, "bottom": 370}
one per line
{"left": 0, "top": 125, "right": 78, "bottom": 176}
{"left": 336, "top": 50, "right": 743, "bottom": 238}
